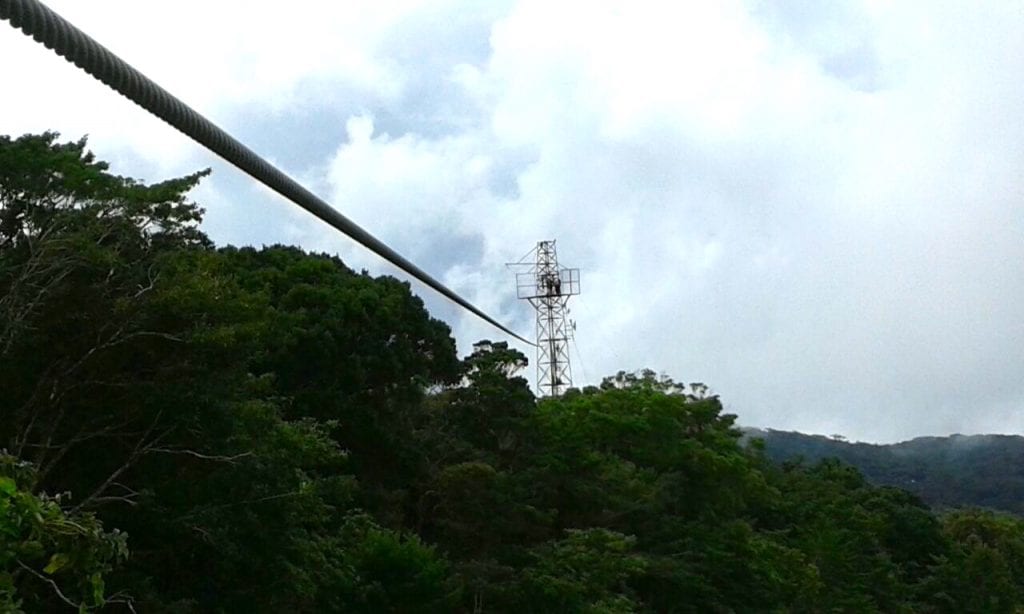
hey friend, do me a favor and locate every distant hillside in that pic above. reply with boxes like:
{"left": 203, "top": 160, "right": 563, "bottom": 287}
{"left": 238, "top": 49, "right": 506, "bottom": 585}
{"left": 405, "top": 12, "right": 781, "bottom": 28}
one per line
{"left": 748, "top": 428, "right": 1024, "bottom": 514}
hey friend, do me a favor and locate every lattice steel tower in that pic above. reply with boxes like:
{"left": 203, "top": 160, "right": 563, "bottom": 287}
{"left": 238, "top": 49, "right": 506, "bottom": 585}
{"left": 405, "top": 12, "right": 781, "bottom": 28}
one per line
{"left": 509, "top": 240, "right": 580, "bottom": 396}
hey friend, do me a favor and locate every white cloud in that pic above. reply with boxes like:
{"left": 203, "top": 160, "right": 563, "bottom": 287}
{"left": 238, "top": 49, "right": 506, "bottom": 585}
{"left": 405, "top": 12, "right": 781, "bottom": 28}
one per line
{"left": 2, "top": 0, "right": 1023, "bottom": 442}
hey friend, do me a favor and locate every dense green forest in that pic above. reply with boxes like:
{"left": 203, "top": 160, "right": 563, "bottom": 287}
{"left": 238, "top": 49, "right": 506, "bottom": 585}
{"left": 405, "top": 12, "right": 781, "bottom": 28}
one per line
{"left": 4, "top": 132, "right": 1024, "bottom": 612}
{"left": 750, "top": 429, "right": 1024, "bottom": 514}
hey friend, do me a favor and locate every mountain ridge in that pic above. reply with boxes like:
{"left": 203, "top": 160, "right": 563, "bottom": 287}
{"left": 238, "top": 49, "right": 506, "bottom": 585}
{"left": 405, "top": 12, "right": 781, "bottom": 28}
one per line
{"left": 746, "top": 428, "right": 1024, "bottom": 513}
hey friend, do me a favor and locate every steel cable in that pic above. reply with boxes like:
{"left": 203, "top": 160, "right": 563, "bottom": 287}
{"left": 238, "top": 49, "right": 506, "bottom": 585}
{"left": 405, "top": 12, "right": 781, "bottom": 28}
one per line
{"left": 0, "top": 0, "right": 533, "bottom": 346}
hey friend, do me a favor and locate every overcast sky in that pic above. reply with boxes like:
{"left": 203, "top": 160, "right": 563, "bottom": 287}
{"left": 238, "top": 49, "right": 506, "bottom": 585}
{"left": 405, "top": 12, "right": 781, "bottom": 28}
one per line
{"left": 3, "top": 1, "right": 1023, "bottom": 442}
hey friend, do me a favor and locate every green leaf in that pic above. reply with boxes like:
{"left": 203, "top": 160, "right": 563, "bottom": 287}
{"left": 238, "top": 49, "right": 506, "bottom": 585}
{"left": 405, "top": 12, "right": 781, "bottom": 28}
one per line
{"left": 43, "top": 553, "right": 70, "bottom": 574}
{"left": 0, "top": 477, "right": 15, "bottom": 496}
{"left": 90, "top": 572, "right": 105, "bottom": 604}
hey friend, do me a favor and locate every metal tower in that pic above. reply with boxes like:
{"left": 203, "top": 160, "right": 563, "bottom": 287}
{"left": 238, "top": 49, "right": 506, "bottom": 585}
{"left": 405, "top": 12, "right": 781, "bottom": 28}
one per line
{"left": 509, "top": 240, "right": 580, "bottom": 396}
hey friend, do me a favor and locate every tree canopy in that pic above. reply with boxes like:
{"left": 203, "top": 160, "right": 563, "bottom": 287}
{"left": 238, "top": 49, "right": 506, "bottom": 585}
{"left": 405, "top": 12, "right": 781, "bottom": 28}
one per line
{"left": 3, "top": 132, "right": 1024, "bottom": 611}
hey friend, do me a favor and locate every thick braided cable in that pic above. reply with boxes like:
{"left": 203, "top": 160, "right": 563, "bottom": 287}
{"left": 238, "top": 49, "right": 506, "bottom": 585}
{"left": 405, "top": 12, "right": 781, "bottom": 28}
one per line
{"left": 0, "top": 0, "right": 533, "bottom": 346}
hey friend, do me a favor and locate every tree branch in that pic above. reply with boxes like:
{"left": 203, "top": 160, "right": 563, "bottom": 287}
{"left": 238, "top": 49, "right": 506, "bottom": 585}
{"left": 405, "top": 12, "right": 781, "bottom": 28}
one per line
{"left": 149, "top": 448, "right": 253, "bottom": 463}
{"left": 70, "top": 415, "right": 171, "bottom": 514}
{"left": 16, "top": 560, "right": 82, "bottom": 609}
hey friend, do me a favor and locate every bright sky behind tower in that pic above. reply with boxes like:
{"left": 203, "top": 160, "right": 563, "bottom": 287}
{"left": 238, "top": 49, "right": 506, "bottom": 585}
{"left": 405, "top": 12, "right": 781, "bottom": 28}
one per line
{"left": 2, "top": 0, "right": 1023, "bottom": 442}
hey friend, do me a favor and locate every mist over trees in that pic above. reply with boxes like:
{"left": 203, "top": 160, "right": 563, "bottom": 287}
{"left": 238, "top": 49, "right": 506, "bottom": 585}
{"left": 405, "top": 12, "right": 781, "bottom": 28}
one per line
{"left": 3, "top": 132, "right": 1024, "bottom": 612}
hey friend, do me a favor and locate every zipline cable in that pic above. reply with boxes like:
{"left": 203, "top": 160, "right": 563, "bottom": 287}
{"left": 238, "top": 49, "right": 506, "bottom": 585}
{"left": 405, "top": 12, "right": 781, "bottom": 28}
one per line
{"left": 0, "top": 0, "right": 534, "bottom": 347}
